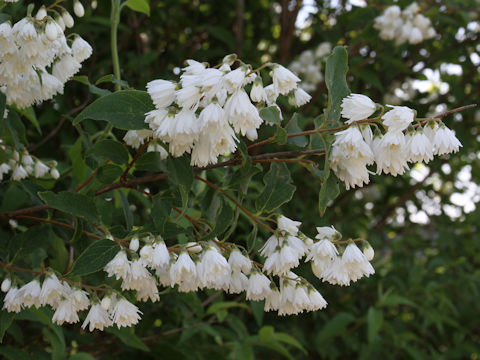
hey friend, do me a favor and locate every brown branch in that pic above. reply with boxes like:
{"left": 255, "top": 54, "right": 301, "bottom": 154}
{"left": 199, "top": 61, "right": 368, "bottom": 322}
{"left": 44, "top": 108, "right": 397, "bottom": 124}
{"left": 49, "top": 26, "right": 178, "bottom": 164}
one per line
{"left": 278, "top": 0, "right": 301, "bottom": 63}
{"left": 234, "top": 0, "right": 245, "bottom": 58}
{"left": 195, "top": 174, "right": 275, "bottom": 233}
{"left": 121, "top": 140, "right": 150, "bottom": 183}
{"left": 172, "top": 206, "right": 208, "bottom": 235}
{"left": 12, "top": 215, "right": 103, "bottom": 240}
{"left": 75, "top": 160, "right": 110, "bottom": 192}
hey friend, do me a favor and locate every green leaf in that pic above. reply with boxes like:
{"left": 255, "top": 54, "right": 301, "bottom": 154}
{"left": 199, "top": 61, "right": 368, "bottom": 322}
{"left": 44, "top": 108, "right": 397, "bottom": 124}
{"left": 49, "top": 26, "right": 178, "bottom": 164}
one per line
{"left": 202, "top": 200, "right": 234, "bottom": 241}
{"left": 274, "top": 125, "right": 287, "bottom": 145}
{"left": 167, "top": 155, "right": 193, "bottom": 191}
{"left": 134, "top": 152, "right": 165, "bottom": 172}
{"left": 73, "top": 90, "right": 153, "bottom": 130}
{"left": 378, "top": 294, "right": 417, "bottom": 308}
{"left": 152, "top": 195, "right": 173, "bottom": 232}
{"left": 3, "top": 109, "right": 27, "bottom": 148}
{"left": 206, "top": 301, "right": 250, "bottom": 316}
{"left": 367, "top": 307, "right": 384, "bottom": 343}
{"left": 69, "top": 239, "right": 120, "bottom": 276}
{"left": 72, "top": 75, "right": 111, "bottom": 97}
{"left": 259, "top": 106, "right": 282, "bottom": 125}
{"left": 106, "top": 327, "right": 150, "bottom": 352}
{"left": 118, "top": 190, "right": 133, "bottom": 231}
{"left": 256, "top": 163, "right": 296, "bottom": 213}
{"left": 123, "top": 0, "right": 151, "bottom": 16}
{"left": 39, "top": 191, "right": 101, "bottom": 224}
{"left": 97, "top": 164, "right": 123, "bottom": 184}
{"left": 87, "top": 139, "right": 130, "bottom": 164}
{"left": 318, "top": 172, "right": 340, "bottom": 216}
{"left": 286, "top": 113, "right": 307, "bottom": 147}
{"left": 68, "top": 138, "right": 87, "bottom": 182}
{"left": 49, "top": 236, "right": 69, "bottom": 273}
{"left": 18, "top": 106, "right": 41, "bottom": 134}
{"left": 42, "top": 327, "right": 66, "bottom": 360}
{"left": 0, "top": 347, "right": 31, "bottom": 360}
{"left": 0, "top": 310, "right": 15, "bottom": 343}
{"left": 325, "top": 46, "right": 350, "bottom": 124}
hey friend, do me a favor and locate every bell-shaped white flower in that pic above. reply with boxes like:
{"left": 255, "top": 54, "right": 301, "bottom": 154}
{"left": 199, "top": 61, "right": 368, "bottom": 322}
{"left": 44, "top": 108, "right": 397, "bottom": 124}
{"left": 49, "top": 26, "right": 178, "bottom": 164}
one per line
{"left": 82, "top": 303, "right": 113, "bottom": 331}
{"left": 111, "top": 298, "right": 142, "bottom": 328}
{"left": 272, "top": 64, "right": 300, "bottom": 95}
{"left": 340, "top": 94, "right": 376, "bottom": 123}
{"left": 382, "top": 105, "right": 414, "bottom": 132}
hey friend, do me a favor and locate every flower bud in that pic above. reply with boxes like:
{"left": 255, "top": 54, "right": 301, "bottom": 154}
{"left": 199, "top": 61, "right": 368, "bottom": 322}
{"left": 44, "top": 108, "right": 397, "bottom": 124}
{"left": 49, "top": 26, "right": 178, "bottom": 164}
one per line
{"left": 36, "top": 6, "right": 47, "bottom": 21}
{"left": 101, "top": 296, "right": 111, "bottom": 310}
{"left": 363, "top": 244, "right": 374, "bottom": 261}
{"left": 50, "top": 168, "right": 60, "bottom": 179}
{"left": 91, "top": 1, "right": 98, "bottom": 10}
{"left": 140, "top": 244, "right": 153, "bottom": 260}
{"left": 186, "top": 242, "right": 202, "bottom": 253}
{"left": 55, "top": 15, "right": 66, "bottom": 31}
{"left": 1, "top": 278, "right": 11, "bottom": 292}
{"left": 129, "top": 237, "right": 140, "bottom": 252}
{"left": 74, "top": 1, "right": 85, "bottom": 17}
{"left": 62, "top": 11, "right": 74, "bottom": 28}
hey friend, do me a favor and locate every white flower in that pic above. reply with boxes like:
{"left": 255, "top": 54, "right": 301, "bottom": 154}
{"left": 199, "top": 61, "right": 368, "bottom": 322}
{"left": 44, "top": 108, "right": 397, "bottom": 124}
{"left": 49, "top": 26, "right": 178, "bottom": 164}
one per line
{"left": 40, "top": 273, "right": 67, "bottom": 307}
{"left": 36, "top": 6, "right": 48, "bottom": 21}
{"left": 140, "top": 244, "right": 154, "bottom": 264}
{"left": 52, "top": 298, "right": 80, "bottom": 325}
{"left": 277, "top": 215, "right": 301, "bottom": 236}
{"left": 223, "top": 67, "right": 247, "bottom": 93}
{"left": 264, "top": 84, "right": 279, "bottom": 106}
{"left": 228, "top": 249, "right": 252, "bottom": 274}
{"left": 224, "top": 89, "right": 263, "bottom": 140}
{"left": 52, "top": 54, "right": 81, "bottom": 83}
{"left": 197, "top": 247, "right": 231, "bottom": 289}
{"left": 246, "top": 272, "right": 272, "bottom": 301}
{"left": 382, "top": 105, "right": 414, "bottom": 132}
{"left": 104, "top": 251, "right": 131, "bottom": 280}
{"left": 260, "top": 234, "right": 280, "bottom": 258}
{"left": 432, "top": 124, "right": 462, "bottom": 155}
{"left": 290, "top": 88, "right": 311, "bottom": 107}
{"left": 272, "top": 64, "right": 300, "bottom": 95}
{"left": 306, "top": 239, "right": 338, "bottom": 263}
{"left": 373, "top": 131, "right": 409, "bottom": 176}
{"left": 147, "top": 79, "right": 176, "bottom": 109}
{"left": 166, "top": 110, "right": 200, "bottom": 157}
{"left": 12, "top": 165, "right": 28, "bottom": 181}
{"left": 74, "top": 1, "right": 85, "bottom": 17}
{"left": 406, "top": 129, "right": 434, "bottom": 163}
{"left": 307, "top": 287, "right": 328, "bottom": 311}
{"left": 1, "top": 278, "right": 11, "bottom": 292}
{"left": 3, "top": 287, "right": 22, "bottom": 312}
{"left": 72, "top": 36, "right": 92, "bottom": 63}
{"left": 320, "top": 256, "right": 351, "bottom": 286}
{"left": 186, "top": 242, "right": 202, "bottom": 253}
{"left": 250, "top": 77, "right": 266, "bottom": 102}
{"left": 264, "top": 288, "right": 282, "bottom": 312}
{"left": 315, "top": 226, "right": 338, "bottom": 240}
{"left": 182, "top": 59, "right": 206, "bottom": 75}
{"left": 123, "top": 129, "right": 152, "bottom": 149}
{"left": 176, "top": 85, "right": 202, "bottom": 110}
{"left": 111, "top": 298, "right": 142, "bottom": 328}
{"left": 71, "top": 288, "right": 90, "bottom": 311}
{"left": 18, "top": 279, "right": 42, "bottom": 308}
{"left": 169, "top": 251, "right": 196, "bottom": 285}
{"left": 330, "top": 126, "right": 374, "bottom": 190}
{"left": 228, "top": 271, "right": 249, "bottom": 294}
{"left": 342, "top": 242, "right": 375, "bottom": 283}
{"left": 151, "top": 240, "right": 170, "bottom": 269}
{"left": 82, "top": 303, "right": 113, "bottom": 331}
{"left": 340, "top": 94, "right": 376, "bottom": 123}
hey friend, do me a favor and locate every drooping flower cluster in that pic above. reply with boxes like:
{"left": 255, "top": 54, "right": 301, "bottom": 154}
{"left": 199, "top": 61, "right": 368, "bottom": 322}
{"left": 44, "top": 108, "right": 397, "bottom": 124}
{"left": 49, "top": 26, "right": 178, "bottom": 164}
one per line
{"left": 330, "top": 93, "right": 462, "bottom": 190}
{"left": 2, "top": 212, "right": 374, "bottom": 327}
{"left": 289, "top": 42, "right": 332, "bottom": 92}
{"left": 1, "top": 271, "right": 141, "bottom": 331}
{"left": 0, "top": 3, "right": 91, "bottom": 108}
{"left": 0, "top": 139, "right": 60, "bottom": 181}
{"left": 374, "top": 2, "right": 436, "bottom": 45}
{"left": 125, "top": 55, "right": 311, "bottom": 167}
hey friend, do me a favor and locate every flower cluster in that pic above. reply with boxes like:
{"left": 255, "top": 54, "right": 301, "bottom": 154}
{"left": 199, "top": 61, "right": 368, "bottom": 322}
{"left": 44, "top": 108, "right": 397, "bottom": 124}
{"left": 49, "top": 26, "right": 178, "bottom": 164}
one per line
{"left": 0, "top": 3, "right": 91, "bottom": 109}
{"left": 2, "top": 215, "right": 375, "bottom": 328}
{"left": 126, "top": 55, "right": 311, "bottom": 167}
{"left": 1, "top": 273, "right": 141, "bottom": 330}
{"left": 289, "top": 42, "right": 331, "bottom": 92}
{"left": 330, "top": 94, "right": 462, "bottom": 189}
{"left": 374, "top": 2, "right": 436, "bottom": 45}
{"left": 0, "top": 139, "right": 60, "bottom": 181}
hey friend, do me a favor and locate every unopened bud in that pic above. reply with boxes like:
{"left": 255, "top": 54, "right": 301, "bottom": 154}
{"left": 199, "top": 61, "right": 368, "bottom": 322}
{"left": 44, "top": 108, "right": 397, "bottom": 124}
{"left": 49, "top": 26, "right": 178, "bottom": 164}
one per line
{"left": 1, "top": 278, "right": 11, "bottom": 292}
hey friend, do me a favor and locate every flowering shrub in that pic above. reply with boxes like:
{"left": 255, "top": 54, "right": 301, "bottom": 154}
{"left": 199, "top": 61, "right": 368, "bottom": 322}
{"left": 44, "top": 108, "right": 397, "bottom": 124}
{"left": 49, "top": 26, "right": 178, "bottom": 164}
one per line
{"left": 0, "top": 0, "right": 478, "bottom": 358}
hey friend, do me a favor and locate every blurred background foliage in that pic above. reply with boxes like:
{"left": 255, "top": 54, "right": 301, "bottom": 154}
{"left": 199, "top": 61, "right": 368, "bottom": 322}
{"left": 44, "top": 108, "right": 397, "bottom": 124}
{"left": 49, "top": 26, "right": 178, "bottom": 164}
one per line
{"left": 1, "top": 0, "right": 480, "bottom": 359}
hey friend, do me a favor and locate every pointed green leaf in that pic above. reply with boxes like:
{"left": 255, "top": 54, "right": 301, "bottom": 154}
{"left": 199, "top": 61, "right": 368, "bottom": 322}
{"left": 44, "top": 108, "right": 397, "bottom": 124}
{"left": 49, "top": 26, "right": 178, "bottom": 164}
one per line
{"left": 367, "top": 307, "right": 384, "bottom": 343}
{"left": 69, "top": 239, "right": 121, "bottom": 276}
{"left": 256, "top": 163, "right": 296, "bottom": 213}
{"left": 123, "top": 0, "right": 150, "bottom": 16}
{"left": 318, "top": 173, "right": 340, "bottom": 216}
{"left": 87, "top": 139, "right": 130, "bottom": 164}
{"left": 325, "top": 46, "right": 350, "bottom": 124}
{"left": 0, "top": 310, "right": 15, "bottom": 343}
{"left": 260, "top": 106, "right": 282, "bottom": 125}
{"left": 39, "top": 191, "right": 101, "bottom": 224}
{"left": 73, "top": 90, "right": 153, "bottom": 130}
